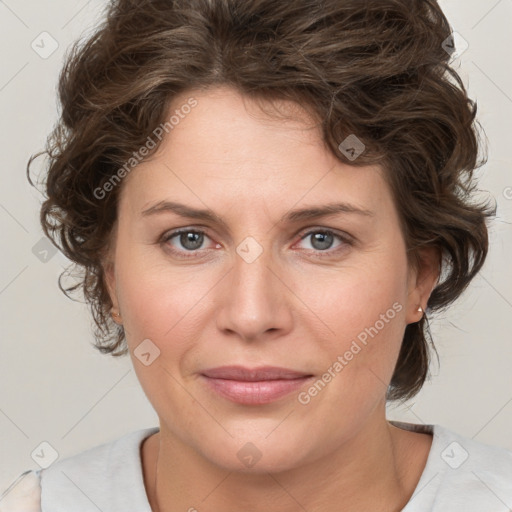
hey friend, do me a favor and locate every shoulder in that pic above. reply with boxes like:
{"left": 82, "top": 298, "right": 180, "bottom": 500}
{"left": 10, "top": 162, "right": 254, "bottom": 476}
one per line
{"left": 433, "top": 425, "right": 512, "bottom": 505}
{"left": 1, "top": 427, "right": 158, "bottom": 512}
{"left": 400, "top": 421, "right": 512, "bottom": 511}
{"left": 39, "top": 427, "right": 157, "bottom": 511}
{"left": 0, "top": 469, "right": 42, "bottom": 512}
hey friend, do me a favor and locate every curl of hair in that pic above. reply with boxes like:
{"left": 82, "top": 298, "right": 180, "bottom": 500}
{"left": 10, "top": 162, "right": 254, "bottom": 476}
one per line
{"left": 27, "top": 0, "right": 496, "bottom": 401}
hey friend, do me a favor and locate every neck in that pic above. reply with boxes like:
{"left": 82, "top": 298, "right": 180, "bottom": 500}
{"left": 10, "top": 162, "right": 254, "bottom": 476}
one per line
{"left": 142, "top": 403, "right": 431, "bottom": 512}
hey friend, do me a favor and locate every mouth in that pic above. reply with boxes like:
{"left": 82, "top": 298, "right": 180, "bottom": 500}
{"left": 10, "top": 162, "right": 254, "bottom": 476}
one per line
{"left": 200, "top": 366, "right": 314, "bottom": 405}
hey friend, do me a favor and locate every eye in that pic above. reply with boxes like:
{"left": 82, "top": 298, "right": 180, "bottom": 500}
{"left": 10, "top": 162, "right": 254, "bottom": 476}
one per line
{"left": 294, "top": 229, "right": 353, "bottom": 256}
{"left": 159, "top": 227, "right": 354, "bottom": 260}
{"left": 160, "top": 229, "right": 218, "bottom": 258}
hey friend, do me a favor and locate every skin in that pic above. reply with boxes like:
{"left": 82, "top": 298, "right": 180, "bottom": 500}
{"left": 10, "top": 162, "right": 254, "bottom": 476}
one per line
{"left": 104, "top": 85, "right": 439, "bottom": 512}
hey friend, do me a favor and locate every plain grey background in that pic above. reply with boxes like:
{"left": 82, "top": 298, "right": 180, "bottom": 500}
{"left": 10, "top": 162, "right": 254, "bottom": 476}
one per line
{"left": 1, "top": 0, "right": 511, "bottom": 493}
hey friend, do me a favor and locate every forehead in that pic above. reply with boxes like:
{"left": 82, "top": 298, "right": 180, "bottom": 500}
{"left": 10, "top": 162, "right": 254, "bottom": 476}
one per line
{"left": 119, "top": 86, "right": 390, "bottom": 217}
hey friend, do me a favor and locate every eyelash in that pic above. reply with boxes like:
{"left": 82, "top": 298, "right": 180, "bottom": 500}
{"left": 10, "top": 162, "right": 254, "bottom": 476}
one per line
{"left": 159, "top": 227, "right": 354, "bottom": 259}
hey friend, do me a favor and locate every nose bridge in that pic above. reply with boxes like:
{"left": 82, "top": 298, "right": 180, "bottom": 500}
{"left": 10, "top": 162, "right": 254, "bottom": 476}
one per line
{"left": 216, "top": 234, "right": 292, "bottom": 340}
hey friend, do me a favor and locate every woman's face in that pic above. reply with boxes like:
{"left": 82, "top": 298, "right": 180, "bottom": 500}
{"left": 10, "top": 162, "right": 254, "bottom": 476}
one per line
{"left": 105, "top": 85, "right": 435, "bottom": 472}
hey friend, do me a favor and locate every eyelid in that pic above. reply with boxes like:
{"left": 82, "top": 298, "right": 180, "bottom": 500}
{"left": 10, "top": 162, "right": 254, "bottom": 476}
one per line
{"left": 160, "top": 224, "right": 228, "bottom": 244}
{"left": 295, "top": 226, "right": 355, "bottom": 243}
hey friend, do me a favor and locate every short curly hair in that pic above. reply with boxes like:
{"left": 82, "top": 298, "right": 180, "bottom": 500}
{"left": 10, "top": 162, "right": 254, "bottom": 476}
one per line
{"left": 27, "top": 0, "right": 495, "bottom": 402}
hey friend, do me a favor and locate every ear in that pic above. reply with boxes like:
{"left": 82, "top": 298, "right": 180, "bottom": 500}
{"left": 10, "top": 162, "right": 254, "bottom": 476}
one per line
{"left": 405, "top": 246, "right": 440, "bottom": 324}
{"left": 102, "top": 253, "right": 122, "bottom": 325}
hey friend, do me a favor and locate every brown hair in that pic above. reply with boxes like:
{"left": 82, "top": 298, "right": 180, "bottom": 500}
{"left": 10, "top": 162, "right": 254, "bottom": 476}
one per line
{"left": 27, "top": 0, "right": 495, "bottom": 401}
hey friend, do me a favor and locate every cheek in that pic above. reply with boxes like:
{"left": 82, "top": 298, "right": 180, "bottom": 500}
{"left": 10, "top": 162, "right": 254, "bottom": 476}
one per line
{"left": 308, "top": 259, "right": 407, "bottom": 332}
{"left": 302, "top": 257, "right": 409, "bottom": 382}
{"left": 113, "top": 250, "right": 221, "bottom": 379}
{"left": 114, "top": 254, "right": 213, "bottom": 412}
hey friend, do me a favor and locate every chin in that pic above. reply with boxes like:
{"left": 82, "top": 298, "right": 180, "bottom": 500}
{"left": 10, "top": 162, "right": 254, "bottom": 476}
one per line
{"left": 192, "top": 427, "right": 321, "bottom": 475}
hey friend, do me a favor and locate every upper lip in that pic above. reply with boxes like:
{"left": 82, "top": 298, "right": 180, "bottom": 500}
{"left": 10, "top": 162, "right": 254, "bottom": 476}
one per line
{"left": 201, "top": 366, "right": 313, "bottom": 381}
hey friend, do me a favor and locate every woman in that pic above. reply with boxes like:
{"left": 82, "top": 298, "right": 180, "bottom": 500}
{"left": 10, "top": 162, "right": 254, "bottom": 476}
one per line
{"left": 2, "top": 0, "right": 511, "bottom": 510}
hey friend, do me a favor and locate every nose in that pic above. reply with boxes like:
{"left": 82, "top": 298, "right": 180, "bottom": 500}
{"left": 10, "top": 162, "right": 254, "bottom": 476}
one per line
{"left": 215, "top": 241, "right": 294, "bottom": 342}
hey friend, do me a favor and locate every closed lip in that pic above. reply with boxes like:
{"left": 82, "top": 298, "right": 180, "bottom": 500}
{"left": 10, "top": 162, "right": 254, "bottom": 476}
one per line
{"left": 201, "top": 365, "right": 313, "bottom": 381}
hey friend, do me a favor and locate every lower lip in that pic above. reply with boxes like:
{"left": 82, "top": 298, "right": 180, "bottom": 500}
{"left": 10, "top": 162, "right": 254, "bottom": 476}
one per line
{"left": 201, "top": 375, "right": 314, "bottom": 405}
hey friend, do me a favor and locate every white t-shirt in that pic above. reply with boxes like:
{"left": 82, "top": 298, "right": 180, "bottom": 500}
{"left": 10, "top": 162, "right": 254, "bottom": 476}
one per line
{"left": 1, "top": 421, "right": 511, "bottom": 511}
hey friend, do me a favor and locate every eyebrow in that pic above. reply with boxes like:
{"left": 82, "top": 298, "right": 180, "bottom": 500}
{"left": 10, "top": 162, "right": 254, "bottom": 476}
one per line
{"left": 141, "top": 200, "right": 374, "bottom": 226}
